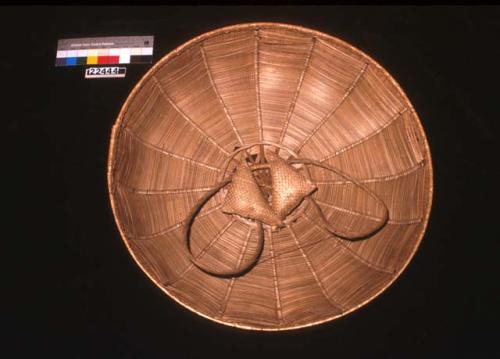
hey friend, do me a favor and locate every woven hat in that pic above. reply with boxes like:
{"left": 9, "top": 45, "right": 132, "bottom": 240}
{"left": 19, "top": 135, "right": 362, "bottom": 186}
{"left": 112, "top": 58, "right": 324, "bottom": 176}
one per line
{"left": 108, "top": 23, "right": 433, "bottom": 330}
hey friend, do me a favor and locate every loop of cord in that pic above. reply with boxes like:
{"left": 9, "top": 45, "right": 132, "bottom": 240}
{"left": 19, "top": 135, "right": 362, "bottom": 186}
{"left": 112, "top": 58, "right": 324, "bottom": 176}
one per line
{"left": 288, "top": 158, "right": 389, "bottom": 240}
{"left": 183, "top": 157, "right": 389, "bottom": 278}
{"left": 183, "top": 179, "right": 265, "bottom": 278}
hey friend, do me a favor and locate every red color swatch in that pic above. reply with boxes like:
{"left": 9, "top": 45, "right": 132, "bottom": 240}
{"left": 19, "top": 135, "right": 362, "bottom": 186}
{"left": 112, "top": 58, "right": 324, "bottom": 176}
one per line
{"left": 97, "top": 56, "right": 120, "bottom": 64}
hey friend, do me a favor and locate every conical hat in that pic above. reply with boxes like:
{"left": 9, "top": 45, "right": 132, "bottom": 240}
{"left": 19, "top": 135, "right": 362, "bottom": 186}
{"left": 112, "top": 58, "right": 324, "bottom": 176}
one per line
{"left": 108, "top": 23, "right": 433, "bottom": 331}
{"left": 221, "top": 164, "right": 282, "bottom": 226}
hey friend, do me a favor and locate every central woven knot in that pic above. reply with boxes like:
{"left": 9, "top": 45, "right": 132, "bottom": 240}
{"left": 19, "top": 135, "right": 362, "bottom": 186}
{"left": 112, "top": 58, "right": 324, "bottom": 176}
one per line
{"left": 221, "top": 155, "right": 317, "bottom": 226}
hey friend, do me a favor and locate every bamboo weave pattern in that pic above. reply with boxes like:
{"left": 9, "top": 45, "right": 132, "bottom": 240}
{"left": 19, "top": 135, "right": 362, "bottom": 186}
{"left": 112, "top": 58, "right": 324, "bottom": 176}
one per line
{"left": 108, "top": 23, "right": 433, "bottom": 330}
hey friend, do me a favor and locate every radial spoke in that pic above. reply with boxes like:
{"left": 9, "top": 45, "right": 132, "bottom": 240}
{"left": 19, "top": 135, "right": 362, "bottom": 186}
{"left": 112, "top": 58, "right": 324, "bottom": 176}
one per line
{"left": 319, "top": 109, "right": 408, "bottom": 163}
{"left": 165, "top": 218, "right": 236, "bottom": 286}
{"left": 268, "top": 228, "right": 283, "bottom": 325}
{"left": 125, "top": 204, "right": 223, "bottom": 240}
{"left": 152, "top": 75, "right": 230, "bottom": 156}
{"left": 254, "top": 29, "right": 263, "bottom": 141}
{"left": 313, "top": 161, "right": 425, "bottom": 185}
{"left": 116, "top": 182, "right": 215, "bottom": 195}
{"left": 295, "top": 62, "right": 369, "bottom": 153}
{"left": 287, "top": 225, "right": 345, "bottom": 312}
{"left": 302, "top": 213, "right": 395, "bottom": 275}
{"left": 122, "top": 127, "right": 221, "bottom": 172}
{"left": 219, "top": 227, "right": 253, "bottom": 318}
{"left": 314, "top": 198, "right": 422, "bottom": 225}
{"left": 200, "top": 44, "right": 244, "bottom": 145}
{"left": 278, "top": 37, "right": 316, "bottom": 145}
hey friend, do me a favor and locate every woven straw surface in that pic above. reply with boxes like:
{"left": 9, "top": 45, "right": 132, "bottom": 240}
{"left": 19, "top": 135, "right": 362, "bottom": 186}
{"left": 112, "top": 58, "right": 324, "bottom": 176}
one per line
{"left": 108, "top": 23, "right": 433, "bottom": 330}
{"left": 222, "top": 164, "right": 282, "bottom": 226}
{"left": 267, "top": 157, "right": 317, "bottom": 220}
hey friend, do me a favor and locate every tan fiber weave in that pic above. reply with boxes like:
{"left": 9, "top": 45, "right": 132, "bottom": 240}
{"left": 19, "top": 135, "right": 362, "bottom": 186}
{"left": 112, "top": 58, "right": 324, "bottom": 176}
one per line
{"left": 222, "top": 164, "right": 282, "bottom": 226}
{"left": 267, "top": 157, "right": 316, "bottom": 219}
{"left": 108, "top": 23, "right": 433, "bottom": 331}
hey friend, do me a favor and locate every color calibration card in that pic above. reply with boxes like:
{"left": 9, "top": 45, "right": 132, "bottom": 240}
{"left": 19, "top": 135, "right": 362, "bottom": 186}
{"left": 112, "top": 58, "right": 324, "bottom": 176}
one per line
{"left": 55, "top": 36, "right": 154, "bottom": 67}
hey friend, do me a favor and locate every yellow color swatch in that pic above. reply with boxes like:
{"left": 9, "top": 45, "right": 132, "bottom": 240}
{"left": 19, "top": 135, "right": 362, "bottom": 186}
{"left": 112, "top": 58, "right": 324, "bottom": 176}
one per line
{"left": 87, "top": 56, "right": 97, "bottom": 65}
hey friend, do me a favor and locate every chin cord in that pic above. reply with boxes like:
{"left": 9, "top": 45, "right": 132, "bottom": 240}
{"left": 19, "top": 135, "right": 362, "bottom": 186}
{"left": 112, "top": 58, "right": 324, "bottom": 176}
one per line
{"left": 183, "top": 157, "right": 389, "bottom": 278}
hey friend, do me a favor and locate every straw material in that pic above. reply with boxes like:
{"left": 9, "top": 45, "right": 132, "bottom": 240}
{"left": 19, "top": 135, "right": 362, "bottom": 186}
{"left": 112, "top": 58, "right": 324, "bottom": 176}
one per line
{"left": 268, "top": 156, "right": 317, "bottom": 220}
{"left": 222, "top": 164, "right": 283, "bottom": 226}
{"left": 108, "top": 23, "right": 433, "bottom": 331}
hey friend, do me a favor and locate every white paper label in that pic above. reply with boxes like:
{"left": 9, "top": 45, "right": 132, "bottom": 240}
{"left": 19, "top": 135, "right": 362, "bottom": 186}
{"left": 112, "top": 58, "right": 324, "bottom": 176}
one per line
{"left": 85, "top": 67, "right": 126, "bottom": 79}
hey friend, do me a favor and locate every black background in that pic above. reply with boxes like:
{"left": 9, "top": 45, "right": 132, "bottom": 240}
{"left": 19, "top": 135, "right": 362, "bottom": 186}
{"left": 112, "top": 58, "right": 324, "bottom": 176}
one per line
{"left": 5, "top": 6, "right": 499, "bottom": 358}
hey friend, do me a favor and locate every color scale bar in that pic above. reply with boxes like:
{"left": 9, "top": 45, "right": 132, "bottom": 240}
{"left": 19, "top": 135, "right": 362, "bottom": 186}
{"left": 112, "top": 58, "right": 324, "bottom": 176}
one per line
{"left": 55, "top": 36, "right": 154, "bottom": 67}
{"left": 55, "top": 48, "right": 152, "bottom": 66}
